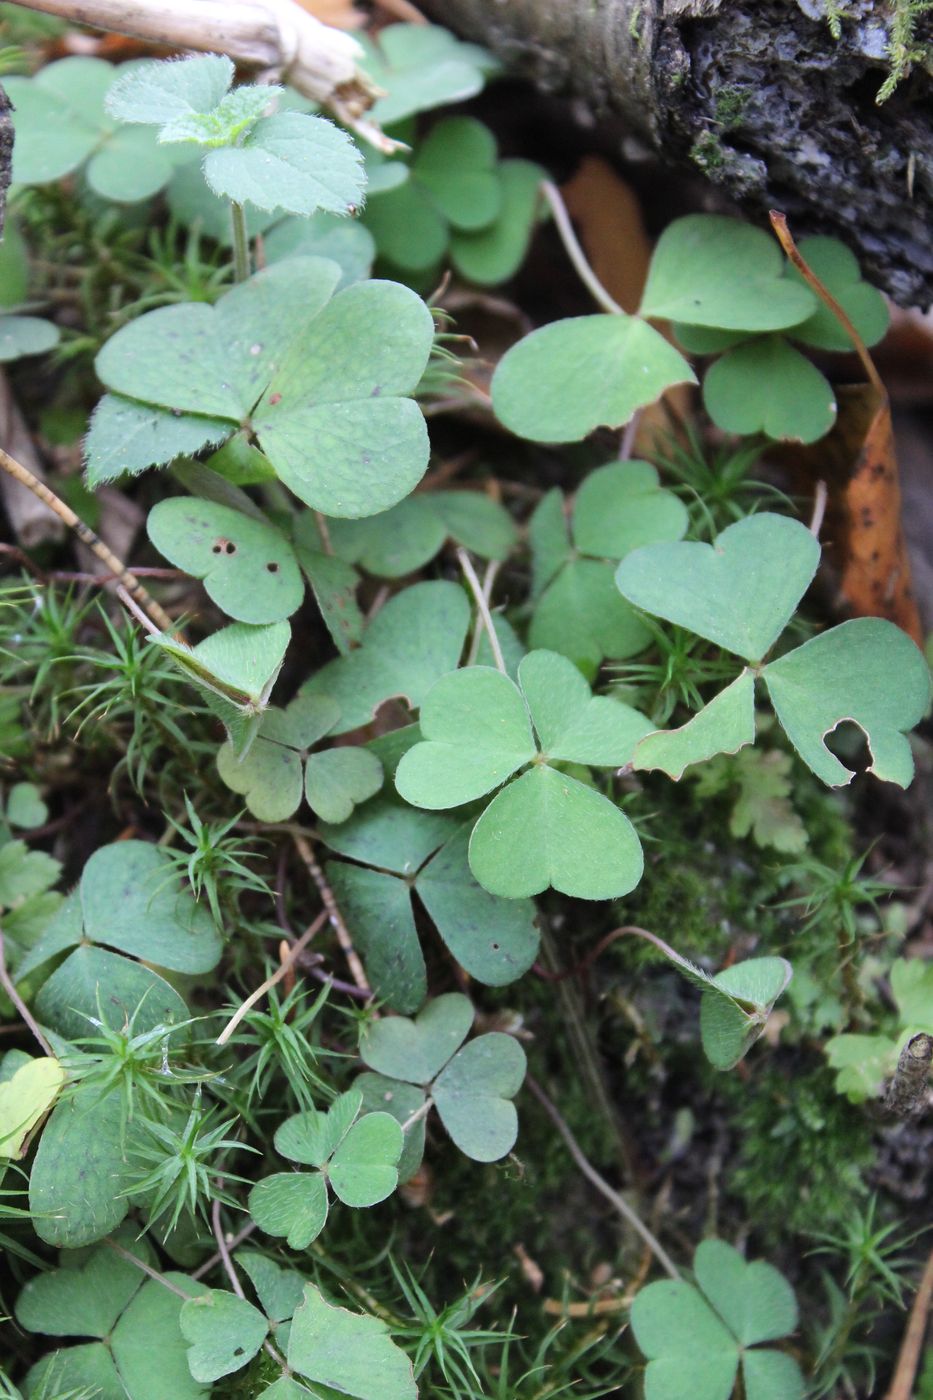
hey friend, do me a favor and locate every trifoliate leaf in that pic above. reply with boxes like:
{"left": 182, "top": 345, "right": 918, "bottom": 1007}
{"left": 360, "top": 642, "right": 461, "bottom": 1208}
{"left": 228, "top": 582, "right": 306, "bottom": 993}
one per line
{"left": 530, "top": 559, "right": 653, "bottom": 678}
{"left": 571, "top": 460, "right": 689, "bottom": 559}
{"left": 640, "top": 214, "right": 816, "bottom": 330}
{"left": 237, "top": 1252, "right": 306, "bottom": 1324}
{"left": 631, "top": 1239, "right": 803, "bottom": 1400}
{"left": 276, "top": 1091, "right": 362, "bottom": 1168}
{"left": 355, "top": 1073, "right": 427, "bottom": 1184}
{"left": 615, "top": 513, "right": 821, "bottom": 663}
{"left": 492, "top": 313, "right": 695, "bottom": 443}
{"left": 762, "top": 618, "right": 932, "bottom": 787}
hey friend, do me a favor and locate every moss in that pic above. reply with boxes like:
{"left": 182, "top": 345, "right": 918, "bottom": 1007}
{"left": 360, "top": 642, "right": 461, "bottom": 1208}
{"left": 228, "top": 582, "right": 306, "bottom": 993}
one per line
{"left": 689, "top": 129, "right": 728, "bottom": 173}
{"left": 723, "top": 1065, "right": 875, "bottom": 1241}
{"left": 713, "top": 83, "right": 750, "bottom": 130}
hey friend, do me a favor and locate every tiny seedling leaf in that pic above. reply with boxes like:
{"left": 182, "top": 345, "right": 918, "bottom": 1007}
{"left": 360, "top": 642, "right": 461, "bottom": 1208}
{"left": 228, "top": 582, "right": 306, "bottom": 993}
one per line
{"left": 203, "top": 113, "right": 365, "bottom": 218}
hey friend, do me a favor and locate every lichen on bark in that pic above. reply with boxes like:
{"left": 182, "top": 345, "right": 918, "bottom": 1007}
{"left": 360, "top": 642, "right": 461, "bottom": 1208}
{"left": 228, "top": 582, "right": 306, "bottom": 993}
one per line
{"left": 423, "top": 0, "right": 933, "bottom": 307}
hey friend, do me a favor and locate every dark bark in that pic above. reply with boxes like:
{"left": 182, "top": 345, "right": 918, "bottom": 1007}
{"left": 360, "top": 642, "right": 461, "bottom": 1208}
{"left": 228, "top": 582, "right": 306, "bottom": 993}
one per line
{"left": 422, "top": 0, "right": 933, "bottom": 308}
{"left": 0, "top": 82, "right": 13, "bottom": 240}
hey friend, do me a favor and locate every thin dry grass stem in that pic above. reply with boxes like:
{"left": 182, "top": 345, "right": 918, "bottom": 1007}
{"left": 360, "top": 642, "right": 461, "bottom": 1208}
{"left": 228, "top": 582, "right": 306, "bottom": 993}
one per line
{"left": 457, "top": 546, "right": 506, "bottom": 672}
{"left": 216, "top": 910, "right": 328, "bottom": 1045}
{"left": 0, "top": 928, "right": 55, "bottom": 1057}
{"left": 526, "top": 1073, "right": 681, "bottom": 1282}
{"left": 293, "top": 833, "right": 371, "bottom": 996}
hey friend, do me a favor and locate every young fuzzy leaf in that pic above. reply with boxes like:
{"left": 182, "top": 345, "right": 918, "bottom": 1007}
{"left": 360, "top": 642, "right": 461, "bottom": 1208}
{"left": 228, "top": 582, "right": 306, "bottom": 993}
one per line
{"left": 105, "top": 54, "right": 234, "bottom": 129}
{"left": 762, "top": 617, "right": 932, "bottom": 788}
{"left": 631, "top": 1239, "right": 803, "bottom": 1400}
{"left": 179, "top": 1290, "right": 268, "bottom": 1384}
{"left": 303, "top": 581, "right": 470, "bottom": 734}
{"left": 616, "top": 513, "right": 820, "bottom": 663}
{"left": 492, "top": 313, "right": 695, "bottom": 443}
{"left": 288, "top": 1283, "right": 417, "bottom": 1400}
{"left": 147, "top": 497, "right": 304, "bottom": 623}
{"left": 703, "top": 335, "right": 836, "bottom": 444}
{"left": 203, "top": 113, "right": 365, "bottom": 218}
{"left": 640, "top": 214, "right": 816, "bottom": 330}
{"left": 432, "top": 1032, "right": 527, "bottom": 1162}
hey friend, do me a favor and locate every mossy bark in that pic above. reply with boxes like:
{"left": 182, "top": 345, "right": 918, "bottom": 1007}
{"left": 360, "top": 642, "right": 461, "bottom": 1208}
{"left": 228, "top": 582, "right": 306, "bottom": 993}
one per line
{"left": 423, "top": 0, "right": 933, "bottom": 308}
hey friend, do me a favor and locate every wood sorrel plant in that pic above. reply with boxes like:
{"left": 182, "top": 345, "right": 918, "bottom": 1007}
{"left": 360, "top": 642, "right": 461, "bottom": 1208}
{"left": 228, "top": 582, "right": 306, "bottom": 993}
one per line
{"left": 2, "top": 30, "right": 931, "bottom": 1400}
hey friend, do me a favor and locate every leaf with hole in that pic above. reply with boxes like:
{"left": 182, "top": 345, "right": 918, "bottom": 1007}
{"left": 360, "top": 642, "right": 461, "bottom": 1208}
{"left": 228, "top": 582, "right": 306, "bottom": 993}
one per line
{"left": 304, "top": 581, "right": 470, "bottom": 733}
{"left": 615, "top": 513, "right": 820, "bottom": 662}
{"left": 492, "top": 313, "right": 694, "bottom": 443}
{"left": 761, "top": 618, "right": 932, "bottom": 787}
{"left": 432, "top": 1032, "right": 526, "bottom": 1162}
{"left": 147, "top": 497, "right": 303, "bottom": 623}
{"left": 179, "top": 1290, "right": 268, "bottom": 1384}
{"left": 631, "top": 1238, "right": 803, "bottom": 1400}
{"left": 640, "top": 214, "right": 816, "bottom": 330}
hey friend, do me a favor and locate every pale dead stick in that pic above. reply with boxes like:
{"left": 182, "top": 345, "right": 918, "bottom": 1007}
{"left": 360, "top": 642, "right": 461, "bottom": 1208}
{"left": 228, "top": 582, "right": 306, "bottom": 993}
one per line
{"left": 0, "top": 447, "right": 176, "bottom": 634}
{"left": 882, "top": 1244, "right": 933, "bottom": 1400}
